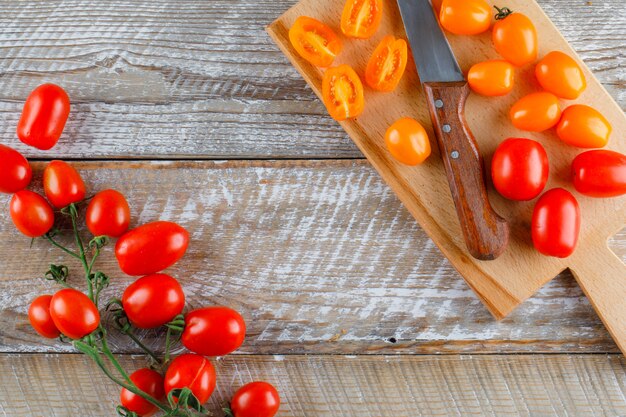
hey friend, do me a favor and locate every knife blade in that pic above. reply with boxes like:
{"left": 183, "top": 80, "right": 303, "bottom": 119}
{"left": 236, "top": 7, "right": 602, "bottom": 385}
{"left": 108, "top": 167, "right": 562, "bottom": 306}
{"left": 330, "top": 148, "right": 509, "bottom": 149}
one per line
{"left": 397, "top": 0, "right": 509, "bottom": 260}
{"left": 397, "top": 0, "right": 464, "bottom": 83}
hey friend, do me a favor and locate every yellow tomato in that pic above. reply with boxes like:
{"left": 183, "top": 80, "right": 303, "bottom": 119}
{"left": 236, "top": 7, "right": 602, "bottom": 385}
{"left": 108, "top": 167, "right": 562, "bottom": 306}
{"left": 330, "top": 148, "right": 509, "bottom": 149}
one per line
{"left": 439, "top": 0, "right": 492, "bottom": 35}
{"left": 467, "top": 60, "right": 515, "bottom": 96}
{"left": 510, "top": 92, "right": 561, "bottom": 132}
{"left": 493, "top": 9, "right": 538, "bottom": 67}
{"left": 556, "top": 105, "right": 612, "bottom": 148}
{"left": 535, "top": 51, "right": 586, "bottom": 100}
{"left": 385, "top": 118, "right": 431, "bottom": 165}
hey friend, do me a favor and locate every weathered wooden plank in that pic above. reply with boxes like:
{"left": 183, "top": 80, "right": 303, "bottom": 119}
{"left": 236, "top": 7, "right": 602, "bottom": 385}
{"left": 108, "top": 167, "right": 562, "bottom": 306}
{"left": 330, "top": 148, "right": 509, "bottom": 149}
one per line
{"left": 0, "top": 161, "right": 623, "bottom": 354}
{"left": 0, "top": 0, "right": 622, "bottom": 159}
{"left": 0, "top": 353, "right": 625, "bottom": 416}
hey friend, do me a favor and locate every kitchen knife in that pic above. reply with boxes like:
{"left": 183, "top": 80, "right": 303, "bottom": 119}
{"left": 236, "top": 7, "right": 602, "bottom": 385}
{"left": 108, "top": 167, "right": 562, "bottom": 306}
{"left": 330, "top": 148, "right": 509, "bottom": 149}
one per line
{"left": 397, "top": 0, "right": 509, "bottom": 260}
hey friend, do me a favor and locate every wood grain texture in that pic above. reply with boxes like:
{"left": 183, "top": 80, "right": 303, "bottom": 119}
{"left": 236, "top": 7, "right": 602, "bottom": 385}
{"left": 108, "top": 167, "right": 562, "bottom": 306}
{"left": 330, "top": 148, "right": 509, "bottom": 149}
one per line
{"left": 267, "top": 0, "right": 626, "bottom": 321}
{"left": 0, "top": 161, "right": 624, "bottom": 354}
{"left": 0, "top": 0, "right": 622, "bottom": 159}
{"left": 570, "top": 236, "right": 626, "bottom": 355}
{"left": 1, "top": 353, "right": 625, "bottom": 417}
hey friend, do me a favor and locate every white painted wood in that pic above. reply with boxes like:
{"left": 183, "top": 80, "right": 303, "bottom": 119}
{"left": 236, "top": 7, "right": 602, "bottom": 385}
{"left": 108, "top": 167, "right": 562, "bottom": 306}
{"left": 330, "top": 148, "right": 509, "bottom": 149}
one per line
{"left": 0, "top": 161, "right": 623, "bottom": 354}
{"left": 1, "top": 353, "right": 625, "bottom": 417}
{"left": 0, "top": 0, "right": 622, "bottom": 159}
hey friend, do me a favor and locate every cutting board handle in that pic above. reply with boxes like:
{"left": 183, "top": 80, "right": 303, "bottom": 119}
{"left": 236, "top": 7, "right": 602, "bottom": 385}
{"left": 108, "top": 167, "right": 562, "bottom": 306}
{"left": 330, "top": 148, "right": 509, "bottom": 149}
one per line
{"left": 571, "top": 245, "right": 626, "bottom": 355}
{"left": 423, "top": 81, "right": 509, "bottom": 260}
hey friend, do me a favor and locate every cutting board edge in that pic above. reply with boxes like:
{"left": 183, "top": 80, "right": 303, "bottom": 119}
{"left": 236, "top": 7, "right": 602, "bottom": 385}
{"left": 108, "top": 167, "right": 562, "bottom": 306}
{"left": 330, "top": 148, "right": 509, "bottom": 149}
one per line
{"left": 266, "top": 20, "right": 532, "bottom": 320}
{"left": 265, "top": 4, "right": 626, "bottom": 320}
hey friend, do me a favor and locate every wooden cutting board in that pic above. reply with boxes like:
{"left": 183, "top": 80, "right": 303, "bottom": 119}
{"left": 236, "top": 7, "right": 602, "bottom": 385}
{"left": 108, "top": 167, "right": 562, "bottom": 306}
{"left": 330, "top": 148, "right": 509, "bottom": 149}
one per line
{"left": 267, "top": 0, "right": 626, "bottom": 349}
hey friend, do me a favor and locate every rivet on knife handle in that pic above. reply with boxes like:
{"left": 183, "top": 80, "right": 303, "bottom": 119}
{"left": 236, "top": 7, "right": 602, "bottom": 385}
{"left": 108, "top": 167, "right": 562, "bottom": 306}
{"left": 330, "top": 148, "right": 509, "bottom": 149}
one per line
{"left": 424, "top": 81, "right": 509, "bottom": 260}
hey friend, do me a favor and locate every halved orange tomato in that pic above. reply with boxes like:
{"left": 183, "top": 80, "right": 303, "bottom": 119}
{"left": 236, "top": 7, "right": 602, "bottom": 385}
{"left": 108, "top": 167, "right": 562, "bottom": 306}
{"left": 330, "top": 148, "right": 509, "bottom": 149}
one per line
{"left": 322, "top": 65, "right": 365, "bottom": 121}
{"left": 341, "top": 0, "right": 383, "bottom": 39}
{"left": 365, "top": 35, "right": 408, "bottom": 92}
{"left": 289, "top": 16, "right": 343, "bottom": 67}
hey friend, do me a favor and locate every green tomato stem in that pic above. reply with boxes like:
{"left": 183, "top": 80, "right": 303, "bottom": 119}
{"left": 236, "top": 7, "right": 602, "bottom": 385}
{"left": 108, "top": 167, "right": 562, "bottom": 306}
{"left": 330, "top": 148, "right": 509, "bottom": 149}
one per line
{"left": 99, "top": 328, "right": 132, "bottom": 384}
{"left": 74, "top": 340, "right": 170, "bottom": 413}
{"left": 44, "top": 234, "right": 81, "bottom": 260}
{"left": 124, "top": 328, "right": 162, "bottom": 364}
{"left": 87, "top": 244, "right": 100, "bottom": 278}
{"left": 164, "top": 326, "right": 173, "bottom": 365}
{"left": 68, "top": 205, "right": 93, "bottom": 300}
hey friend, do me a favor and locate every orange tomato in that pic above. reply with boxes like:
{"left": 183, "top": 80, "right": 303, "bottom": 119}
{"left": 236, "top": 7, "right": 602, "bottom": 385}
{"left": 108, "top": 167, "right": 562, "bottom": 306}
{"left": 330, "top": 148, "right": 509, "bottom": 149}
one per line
{"left": 535, "top": 51, "right": 586, "bottom": 100}
{"left": 341, "top": 0, "right": 383, "bottom": 39}
{"left": 492, "top": 8, "right": 537, "bottom": 67}
{"left": 510, "top": 92, "right": 561, "bottom": 132}
{"left": 385, "top": 118, "right": 431, "bottom": 166}
{"left": 289, "top": 16, "right": 343, "bottom": 67}
{"left": 556, "top": 105, "right": 611, "bottom": 148}
{"left": 439, "top": 0, "right": 491, "bottom": 35}
{"left": 467, "top": 60, "right": 514, "bottom": 96}
{"left": 365, "top": 35, "right": 408, "bottom": 92}
{"left": 322, "top": 65, "right": 365, "bottom": 121}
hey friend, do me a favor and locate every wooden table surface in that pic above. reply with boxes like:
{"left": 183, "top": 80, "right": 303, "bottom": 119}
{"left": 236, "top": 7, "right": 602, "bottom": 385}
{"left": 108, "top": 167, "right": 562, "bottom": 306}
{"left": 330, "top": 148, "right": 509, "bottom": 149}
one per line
{"left": 0, "top": 1, "right": 624, "bottom": 416}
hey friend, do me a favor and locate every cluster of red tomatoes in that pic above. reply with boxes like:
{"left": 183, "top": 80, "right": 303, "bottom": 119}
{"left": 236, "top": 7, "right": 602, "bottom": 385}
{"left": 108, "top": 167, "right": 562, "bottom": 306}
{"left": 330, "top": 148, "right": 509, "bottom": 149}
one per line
{"left": 1, "top": 84, "right": 280, "bottom": 417}
{"left": 287, "top": 0, "right": 626, "bottom": 259}
{"left": 438, "top": 0, "right": 625, "bottom": 258}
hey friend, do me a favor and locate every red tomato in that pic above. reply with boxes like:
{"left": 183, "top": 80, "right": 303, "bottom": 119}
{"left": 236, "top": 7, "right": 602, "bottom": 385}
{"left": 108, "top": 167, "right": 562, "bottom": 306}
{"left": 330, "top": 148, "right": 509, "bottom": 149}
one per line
{"left": 556, "top": 105, "right": 611, "bottom": 148}
{"left": 49, "top": 288, "right": 100, "bottom": 339}
{"left": 231, "top": 382, "right": 280, "bottom": 417}
{"left": 492, "top": 9, "right": 538, "bottom": 67}
{"left": 17, "top": 83, "right": 70, "bottom": 150}
{"left": 532, "top": 188, "right": 580, "bottom": 258}
{"left": 535, "top": 51, "right": 586, "bottom": 100}
{"left": 43, "top": 160, "right": 86, "bottom": 208}
{"left": 122, "top": 274, "right": 185, "bottom": 329}
{"left": 120, "top": 368, "right": 165, "bottom": 417}
{"left": 322, "top": 65, "right": 365, "bottom": 121}
{"left": 467, "top": 60, "right": 514, "bottom": 97}
{"left": 365, "top": 35, "right": 408, "bottom": 92}
{"left": 572, "top": 150, "right": 626, "bottom": 198}
{"left": 0, "top": 144, "right": 32, "bottom": 194}
{"left": 384, "top": 118, "right": 431, "bottom": 166}
{"left": 182, "top": 306, "right": 246, "bottom": 357}
{"left": 288, "top": 16, "right": 343, "bottom": 68}
{"left": 28, "top": 295, "right": 60, "bottom": 339}
{"left": 491, "top": 138, "right": 549, "bottom": 201}
{"left": 510, "top": 92, "right": 561, "bottom": 132}
{"left": 115, "top": 221, "right": 189, "bottom": 276}
{"left": 341, "top": 0, "right": 383, "bottom": 39}
{"left": 439, "top": 0, "right": 491, "bottom": 35}
{"left": 86, "top": 189, "right": 131, "bottom": 237}
{"left": 164, "top": 354, "right": 216, "bottom": 405}
{"left": 10, "top": 190, "right": 55, "bottom": 237}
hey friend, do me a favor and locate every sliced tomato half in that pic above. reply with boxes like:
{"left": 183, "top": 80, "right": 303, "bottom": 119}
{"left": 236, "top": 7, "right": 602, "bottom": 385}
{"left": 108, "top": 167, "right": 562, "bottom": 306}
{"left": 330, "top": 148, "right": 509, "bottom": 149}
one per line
{"left": 365, "top": 35, "right": 408, "bottom": 92}
{"left": 341, "top": 0, "right": 383, "bottom": 39}
{"left": 322, "top": 65, "right": 365, "bottom": 121}
{"left": 289, "top": 16, "right": 343, "bottom": 67}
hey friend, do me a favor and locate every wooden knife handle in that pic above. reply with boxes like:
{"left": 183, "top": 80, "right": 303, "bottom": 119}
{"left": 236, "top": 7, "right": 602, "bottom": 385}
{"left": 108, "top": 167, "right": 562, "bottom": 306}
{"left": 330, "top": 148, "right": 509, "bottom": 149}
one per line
{"left": 423, "top": 81, "right": 509, "bottom": 260}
